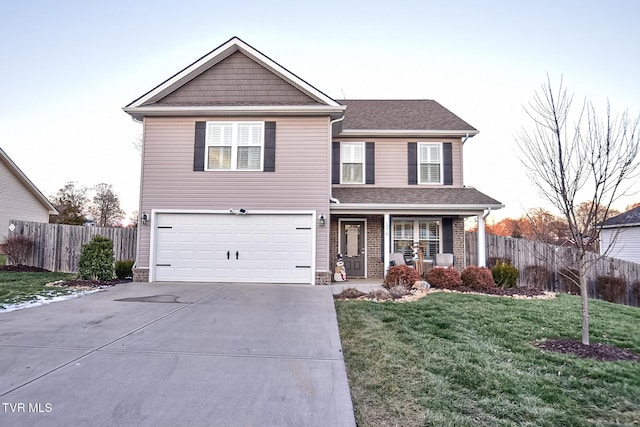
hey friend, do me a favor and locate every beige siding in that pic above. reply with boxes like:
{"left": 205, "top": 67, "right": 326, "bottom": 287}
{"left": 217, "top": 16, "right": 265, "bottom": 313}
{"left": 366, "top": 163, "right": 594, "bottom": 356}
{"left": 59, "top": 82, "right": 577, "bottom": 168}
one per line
{"left": 334, "top": 137, "right": 464, "bottom": 187}
{"left": 155, "top": 51, "right": 320, "bottom": 106}
{"left": 138, "top": 116, "right": 331, "bottom": 271}
{"left": 0, "top": 160, "right": 50, "bottom": 241}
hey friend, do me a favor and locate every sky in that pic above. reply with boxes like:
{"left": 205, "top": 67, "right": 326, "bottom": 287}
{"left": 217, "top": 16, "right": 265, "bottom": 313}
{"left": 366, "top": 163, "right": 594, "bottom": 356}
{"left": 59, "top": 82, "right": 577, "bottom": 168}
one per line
{"left": 1, "top": 1, "right": 639, "bottom": 226}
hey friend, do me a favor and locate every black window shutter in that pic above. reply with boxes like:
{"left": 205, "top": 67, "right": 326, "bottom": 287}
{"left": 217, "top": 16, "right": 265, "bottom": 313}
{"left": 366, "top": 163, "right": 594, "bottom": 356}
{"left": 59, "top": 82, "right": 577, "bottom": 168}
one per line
{"left": 443, "top": 142, "right": 453, "bottom": 185}
{"left": 193, "top": 121, "right": 206, "bottom": 171}
{"left": 264, "top": 122, "right": 276, "bottom": 172}
{"left": 407, "top": 142, "right": 417, "bottom": 185}
{"left": 332, "top": 142, "right": 341, "bottom": 184}
{"left": 365, "top": 142, "right": 375, "bottom": 185}
{"left": 442, "top": 218, "right": 454, "bottom": 254}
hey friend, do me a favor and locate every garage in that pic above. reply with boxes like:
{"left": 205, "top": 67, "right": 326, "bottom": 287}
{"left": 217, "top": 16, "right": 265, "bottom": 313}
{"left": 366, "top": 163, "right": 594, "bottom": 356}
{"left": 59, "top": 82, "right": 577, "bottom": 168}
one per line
{"left": 153, "top": 212, "right": 314, "bottom": 284}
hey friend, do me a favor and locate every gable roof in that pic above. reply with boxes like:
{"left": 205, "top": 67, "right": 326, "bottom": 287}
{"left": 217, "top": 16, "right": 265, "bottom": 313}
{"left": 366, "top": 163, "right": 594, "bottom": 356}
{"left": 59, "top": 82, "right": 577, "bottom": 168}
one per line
{"left": 602, "top": 205, "right": 640, "bottom": 228}
{"left": 124, "top": 37, "right": 345, "bottom": 120}
{"left": 337, "top": 100, "right": 478, "bottom": 137}
{"left": 0, "top": 147, "right": 57, "bottom": 215}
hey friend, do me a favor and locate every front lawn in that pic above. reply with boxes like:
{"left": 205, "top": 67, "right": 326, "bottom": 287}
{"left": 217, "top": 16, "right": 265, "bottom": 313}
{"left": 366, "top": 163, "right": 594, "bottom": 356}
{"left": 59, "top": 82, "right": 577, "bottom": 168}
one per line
{"left": 0, "top": 271, "right": 76, "bottom": 309}
{"left": 336, "top": 292, "right": 640, "bottom": 426}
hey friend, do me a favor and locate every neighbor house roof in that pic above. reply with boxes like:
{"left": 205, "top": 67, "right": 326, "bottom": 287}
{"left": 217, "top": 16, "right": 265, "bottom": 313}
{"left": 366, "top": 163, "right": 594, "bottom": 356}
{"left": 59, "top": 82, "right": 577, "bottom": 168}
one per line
{"left": 0, "top": 147, "right": 58, "bottom": 215}
{"left": 330, "top": 187, "right": 503, "bottom": 214}
{"left": 601, "top": 205, "right": 640, "bottom": 228}
{"left": 337, "top": 100, "right": 478, "bottom": 137}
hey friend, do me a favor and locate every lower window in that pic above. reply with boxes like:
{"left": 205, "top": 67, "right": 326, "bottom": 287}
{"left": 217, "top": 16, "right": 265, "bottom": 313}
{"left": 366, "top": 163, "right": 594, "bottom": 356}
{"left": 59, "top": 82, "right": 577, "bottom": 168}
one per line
{"left": 392, "top": 219, "right": 440, "bottom": 259}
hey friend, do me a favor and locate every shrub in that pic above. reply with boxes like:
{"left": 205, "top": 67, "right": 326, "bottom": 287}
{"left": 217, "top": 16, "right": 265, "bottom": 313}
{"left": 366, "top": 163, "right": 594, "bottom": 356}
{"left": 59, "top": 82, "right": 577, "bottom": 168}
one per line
{"left": 425, "top": 266, "right": 462, "bottom": 289}
{"left": 487, "top": 257, "right": 512, "bottom": 269}
{"left": 383, "top": 265, "right": 422, "bottom": 290}
{"left": 334, "top": 288, "right": 367, "bottom": 299}
{"left": 0, "top": 235, "right": 33, "bottom": 266}
{"left": 368, "top": 289, "right": 392, "bottom": 301}
{"left": 492, "top": 261, "right": 519, "bottom": 288}
{"left": 115, "top": 259, "right": 134, "bottom": 279}
{"left": 632, "top": 280, "right": 640, "bottom": 306}
{"left": 522, "top": 265, "right": 550, "bottom": 290}
{"left": 558, "top": 268, "right": 580, "bottom": 294}
{"left": 461, "top": 266, "right": 495, "bottom": 290}
{"left": 78, "top": 235, "right": 114, "bottom": 280}
{"left": 388, "top": 286, "right": 411, "bottom": 299}
{"left": 596, "top": 275, "right": 627, "bottom": 303}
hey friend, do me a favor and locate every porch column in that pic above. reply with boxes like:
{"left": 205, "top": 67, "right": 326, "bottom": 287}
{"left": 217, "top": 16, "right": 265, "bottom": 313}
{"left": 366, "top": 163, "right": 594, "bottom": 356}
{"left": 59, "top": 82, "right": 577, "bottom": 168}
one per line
{"left": 383, "top": 214, "right": 390, "bottom": 276}
{"left": 477, "top": 213, "right": 486, "bottom": 267}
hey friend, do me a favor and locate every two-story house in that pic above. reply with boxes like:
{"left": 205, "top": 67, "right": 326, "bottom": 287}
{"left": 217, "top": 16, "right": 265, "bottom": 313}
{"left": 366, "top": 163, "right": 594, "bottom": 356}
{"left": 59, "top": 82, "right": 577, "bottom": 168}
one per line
{"left": 124, "top": 37, "right": 502, "bottom": 285}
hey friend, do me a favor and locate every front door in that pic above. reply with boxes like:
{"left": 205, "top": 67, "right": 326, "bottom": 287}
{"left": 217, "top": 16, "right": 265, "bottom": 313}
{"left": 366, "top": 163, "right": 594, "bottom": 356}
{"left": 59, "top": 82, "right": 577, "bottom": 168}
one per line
{"left": 340, "top": 220, "right": 365, "bottom": 277}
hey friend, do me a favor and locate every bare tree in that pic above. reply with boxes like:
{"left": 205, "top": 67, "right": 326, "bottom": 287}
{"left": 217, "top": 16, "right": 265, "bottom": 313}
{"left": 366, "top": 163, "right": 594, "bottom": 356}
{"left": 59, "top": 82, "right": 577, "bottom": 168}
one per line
{"left": 89, "top": 183, "right": 126, "bottom": 227}
{"left": 517, "top": 76, "right": 640, "bottom": 345}
{"left": 50, "top": 181, "right": 88, "bottom": 225}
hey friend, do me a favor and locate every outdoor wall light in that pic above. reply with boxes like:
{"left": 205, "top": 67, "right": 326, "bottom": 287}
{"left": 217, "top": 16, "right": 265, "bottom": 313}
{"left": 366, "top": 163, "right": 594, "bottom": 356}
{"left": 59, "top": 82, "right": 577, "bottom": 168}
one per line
{"left": 141, "top": 212, "right": 149, "bottom": 225}
{"left": 319, "top": 213, "right": 326, "bottom": 227}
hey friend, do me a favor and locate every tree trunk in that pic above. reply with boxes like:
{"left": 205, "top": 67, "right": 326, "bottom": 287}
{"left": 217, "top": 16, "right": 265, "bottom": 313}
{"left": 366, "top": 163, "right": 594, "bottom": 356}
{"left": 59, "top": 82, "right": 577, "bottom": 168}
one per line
{"left": 578, "top": 261, "right": 590, "bottom": 345}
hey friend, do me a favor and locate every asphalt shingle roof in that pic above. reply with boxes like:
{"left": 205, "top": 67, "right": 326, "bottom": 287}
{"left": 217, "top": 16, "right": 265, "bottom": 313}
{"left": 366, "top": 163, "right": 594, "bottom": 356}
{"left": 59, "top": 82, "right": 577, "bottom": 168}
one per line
{"left": 602, "top": 206, "right": 640, "bottom": 227}
{"left": 338, "top": 100, "right": 477, "bottom": 131}
{"left": 332, "top": 187, "right": 502, "bottom": 206}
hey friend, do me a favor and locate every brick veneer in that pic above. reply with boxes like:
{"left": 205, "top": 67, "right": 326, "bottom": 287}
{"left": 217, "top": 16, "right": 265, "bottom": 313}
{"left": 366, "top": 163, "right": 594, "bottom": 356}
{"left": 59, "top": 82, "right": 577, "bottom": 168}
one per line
{"left": 133, "top": 268, "right": 149, "bottom": 282}
{"left": 315, "top": 271, "right": 331, "bottom": 285}
{"left": 452, "top": 218, "right": 465, "bottom": 271}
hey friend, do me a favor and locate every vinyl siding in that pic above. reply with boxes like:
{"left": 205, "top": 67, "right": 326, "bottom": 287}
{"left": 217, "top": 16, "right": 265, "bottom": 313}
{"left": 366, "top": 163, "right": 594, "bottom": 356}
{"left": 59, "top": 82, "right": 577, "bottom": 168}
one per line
{"left": 0, "top": 160, "right": 50, "bottom": 241}
{"left": 155, "top": 51, "right": 321, "bottom": 106}
{"left": 600, "top": 227, "right": 640, "bottom": 264}
{"left": 138, "top": 116, "right": 331, "bottom": 271}
{"left": 333, "top": 137, "right": 463, "bottom": 187}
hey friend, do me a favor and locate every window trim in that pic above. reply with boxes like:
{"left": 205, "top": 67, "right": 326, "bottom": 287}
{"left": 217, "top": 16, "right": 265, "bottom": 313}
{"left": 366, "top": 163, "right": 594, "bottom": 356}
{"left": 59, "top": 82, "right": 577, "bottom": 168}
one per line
{"left": 417, "top": 142, "right": 443, "bottom": 185}
{"left": 204, "top": 121, "right": 265, "bottom": 171}
{"left": 340, "top": 142, "right": 366, "bottom": 184}
{"left": 392, "top": 218, "right": 441, "bottom": 260}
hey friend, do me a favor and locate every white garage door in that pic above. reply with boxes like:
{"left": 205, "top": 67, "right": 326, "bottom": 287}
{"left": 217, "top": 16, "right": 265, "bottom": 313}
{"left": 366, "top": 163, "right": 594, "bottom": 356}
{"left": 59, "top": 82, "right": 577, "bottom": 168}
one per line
{"left": 153, "top": 213, "right": 314, "bottom": 284}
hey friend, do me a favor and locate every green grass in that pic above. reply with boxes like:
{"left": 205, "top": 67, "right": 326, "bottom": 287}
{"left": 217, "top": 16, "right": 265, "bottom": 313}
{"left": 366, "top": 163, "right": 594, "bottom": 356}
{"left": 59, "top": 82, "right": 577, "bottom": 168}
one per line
{"left": 0, "top": 254, "right": 6, "bottom": 265}
{"left": 336, "top": 293, "right": 640, "bottom": 426}
{"left": 0, "top": 271, "right": 76, "bottom": 309}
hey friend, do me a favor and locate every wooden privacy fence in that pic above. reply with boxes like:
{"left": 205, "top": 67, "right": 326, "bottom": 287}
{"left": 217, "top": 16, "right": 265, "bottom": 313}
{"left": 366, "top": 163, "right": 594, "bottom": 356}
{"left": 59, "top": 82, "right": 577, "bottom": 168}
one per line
{"left": 7, "top": 220, "right": 137, "bottom": 273}
{"left": 465, "top": 232, "right": 640, "bottom": 306}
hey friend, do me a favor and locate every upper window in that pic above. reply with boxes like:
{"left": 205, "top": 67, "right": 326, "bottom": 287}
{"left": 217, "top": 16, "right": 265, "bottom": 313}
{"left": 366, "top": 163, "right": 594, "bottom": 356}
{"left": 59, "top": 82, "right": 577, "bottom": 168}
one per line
{"left": 418, "top": 143, "right": 442, "bottom": 184}
{"left": 341, "top": 142, "right": 365, "bottom": 184}
{"left": 206, "top": 122, "right": 264, "bottom": 171}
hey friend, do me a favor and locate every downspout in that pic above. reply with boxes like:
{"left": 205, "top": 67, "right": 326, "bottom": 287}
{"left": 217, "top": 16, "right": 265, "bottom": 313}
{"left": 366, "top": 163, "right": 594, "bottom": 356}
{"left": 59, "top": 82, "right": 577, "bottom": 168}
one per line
{"left": 329, "top": 114, "right": 345, "bottom": 204}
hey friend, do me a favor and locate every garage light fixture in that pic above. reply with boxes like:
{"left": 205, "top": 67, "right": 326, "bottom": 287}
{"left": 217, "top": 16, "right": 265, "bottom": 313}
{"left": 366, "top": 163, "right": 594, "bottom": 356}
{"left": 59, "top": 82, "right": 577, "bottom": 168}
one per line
{"left": 319, "top": 213, "right": 326, "bottom": 227}
{"left": 141, "top": 212, "right": 149, "bottom": 225}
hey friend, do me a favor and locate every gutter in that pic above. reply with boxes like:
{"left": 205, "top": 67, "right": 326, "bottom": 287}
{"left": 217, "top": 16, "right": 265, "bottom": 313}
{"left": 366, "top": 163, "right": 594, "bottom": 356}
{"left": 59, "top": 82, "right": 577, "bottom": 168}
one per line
{"left": 462, "top": 132, "right": 475, "bottom": 145}
{"left": 329, "top": 115, "right": 345, "bottom": 204}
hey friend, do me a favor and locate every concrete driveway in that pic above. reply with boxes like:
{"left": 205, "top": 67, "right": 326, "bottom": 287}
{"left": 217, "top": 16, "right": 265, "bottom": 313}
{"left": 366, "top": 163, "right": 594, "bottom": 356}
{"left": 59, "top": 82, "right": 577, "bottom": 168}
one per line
{"left": 0, "top": 282, "right": 356, "bottom": 427}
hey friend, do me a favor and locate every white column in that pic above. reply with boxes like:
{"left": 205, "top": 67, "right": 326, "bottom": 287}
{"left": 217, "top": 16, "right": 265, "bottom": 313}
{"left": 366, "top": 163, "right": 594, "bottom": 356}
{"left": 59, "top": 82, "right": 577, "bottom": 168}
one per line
{"left": 383, "top": 214, "right": 391, "bottom": 276}
{"left": 477, "top": 213, "right": 486, "bottom": 267}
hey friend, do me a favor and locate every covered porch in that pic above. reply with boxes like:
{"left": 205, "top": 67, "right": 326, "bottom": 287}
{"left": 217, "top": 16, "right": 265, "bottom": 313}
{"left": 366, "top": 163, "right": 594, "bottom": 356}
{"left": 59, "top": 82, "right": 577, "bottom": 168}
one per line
{"left": 329, "top": 187, "right": 503, "bottom": 280}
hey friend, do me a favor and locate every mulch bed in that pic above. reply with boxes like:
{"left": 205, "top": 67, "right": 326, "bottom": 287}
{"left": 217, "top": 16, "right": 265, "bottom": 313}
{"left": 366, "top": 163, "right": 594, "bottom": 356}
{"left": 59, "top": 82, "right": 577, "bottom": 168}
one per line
{"left": 447, "top": 286, "right": 547, "bottom": 297}
{"left": 51, "top": 279, "right": 131, "bottom": 288}
{"left": 537, "top": 338, "right": 640, "bottom": 362}
{"left": 1, "top": 265, "right": 131, "bottom": 288}
{"left": 0, "top": 265, "right": 51, "bottom": 272}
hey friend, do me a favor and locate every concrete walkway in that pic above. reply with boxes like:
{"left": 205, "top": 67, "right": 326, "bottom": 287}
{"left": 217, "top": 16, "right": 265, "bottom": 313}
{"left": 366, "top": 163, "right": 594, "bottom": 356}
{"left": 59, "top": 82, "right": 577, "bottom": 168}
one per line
{"left": 0, "top": 282, "right": 356, "bottom": 427}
